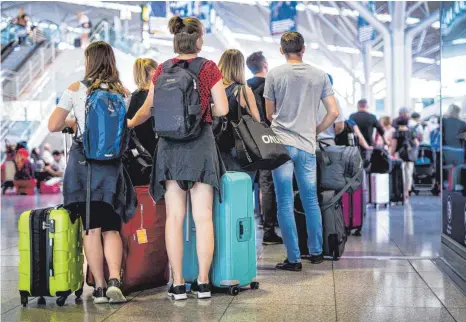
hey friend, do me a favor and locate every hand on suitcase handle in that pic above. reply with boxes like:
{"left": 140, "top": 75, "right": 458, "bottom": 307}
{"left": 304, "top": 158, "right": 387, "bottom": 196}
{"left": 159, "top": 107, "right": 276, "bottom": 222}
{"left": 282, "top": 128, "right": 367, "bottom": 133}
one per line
{"left": 62, "top": 127, "right": 74, "bottom": 134}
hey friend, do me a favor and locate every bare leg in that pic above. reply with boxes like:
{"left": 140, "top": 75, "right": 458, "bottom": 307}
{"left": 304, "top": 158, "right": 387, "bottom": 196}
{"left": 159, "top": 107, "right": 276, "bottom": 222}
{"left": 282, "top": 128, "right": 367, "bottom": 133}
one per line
{"left": 190, "top": 182, "right": 214, "bottom": 283}
{"left": 165, "top": 180, "right": 187, "bottom": 285}
{"left": 83, "top": 228, "right": 105, "bottom": 288}
{"left": 102, "top": 230, "right": 123, "bottom": 280}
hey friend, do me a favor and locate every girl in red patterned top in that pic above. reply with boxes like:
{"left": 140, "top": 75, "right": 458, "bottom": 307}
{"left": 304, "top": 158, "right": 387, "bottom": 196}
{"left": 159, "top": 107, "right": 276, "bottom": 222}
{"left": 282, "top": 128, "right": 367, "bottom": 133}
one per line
{"left": 128, "top": 16, "right": 228, "bottom": 301}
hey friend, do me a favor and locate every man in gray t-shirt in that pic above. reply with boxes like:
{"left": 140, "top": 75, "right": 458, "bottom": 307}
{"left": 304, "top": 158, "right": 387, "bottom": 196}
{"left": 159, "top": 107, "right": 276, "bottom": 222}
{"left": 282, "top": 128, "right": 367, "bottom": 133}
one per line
{"left": 264, "top": 31, "right": 339, "bottom": 270}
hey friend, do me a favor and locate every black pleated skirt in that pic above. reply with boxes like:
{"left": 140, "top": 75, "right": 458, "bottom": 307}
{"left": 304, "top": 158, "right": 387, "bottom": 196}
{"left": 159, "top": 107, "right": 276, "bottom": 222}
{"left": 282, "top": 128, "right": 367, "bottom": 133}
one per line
{"left": 150, "top": 124, "right": 225, "bottom": 201}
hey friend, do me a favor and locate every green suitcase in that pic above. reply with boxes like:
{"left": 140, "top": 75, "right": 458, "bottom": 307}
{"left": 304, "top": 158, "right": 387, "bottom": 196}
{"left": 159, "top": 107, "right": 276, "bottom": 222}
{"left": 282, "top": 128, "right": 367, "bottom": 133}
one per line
{"left": 18, "top": 207, "right": 84, "bottom": 307}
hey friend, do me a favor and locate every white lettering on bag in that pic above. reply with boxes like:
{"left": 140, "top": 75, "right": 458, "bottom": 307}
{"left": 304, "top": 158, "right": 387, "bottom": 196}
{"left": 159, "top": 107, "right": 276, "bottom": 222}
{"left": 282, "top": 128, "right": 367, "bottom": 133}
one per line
{"left": 262, "top": 135, "right": 282, "bottom": 144}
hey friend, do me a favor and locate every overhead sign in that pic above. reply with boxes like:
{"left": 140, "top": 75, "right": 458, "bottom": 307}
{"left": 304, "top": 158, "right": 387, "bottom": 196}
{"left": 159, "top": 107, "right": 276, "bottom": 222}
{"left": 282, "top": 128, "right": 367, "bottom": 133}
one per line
{"left": 169, "top": 1, "right": 213, "bottom": 33}
{"left": 357, "top": 1, "right": 376, "bottom": 43}
{"left": 441, "top": 1, "right": 466, "bottom": 33}
{"left": 149, "top": 2, "right": 167, "bottom": 18}
{"left": 270, "top": 1, "right": 297, "bottom": 35}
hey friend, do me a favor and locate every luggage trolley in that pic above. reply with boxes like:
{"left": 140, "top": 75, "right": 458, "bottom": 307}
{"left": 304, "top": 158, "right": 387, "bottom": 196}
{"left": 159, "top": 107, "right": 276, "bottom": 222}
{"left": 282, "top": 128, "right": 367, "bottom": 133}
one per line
{"left": 411, "top": 144, "right": 439, "bottom": 196}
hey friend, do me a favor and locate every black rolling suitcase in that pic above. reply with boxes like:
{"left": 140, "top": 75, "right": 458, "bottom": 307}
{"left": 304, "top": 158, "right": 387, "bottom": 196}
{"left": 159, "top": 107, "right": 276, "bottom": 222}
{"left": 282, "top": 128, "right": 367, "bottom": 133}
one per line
{"left": 390, "top": 159, "right": 404, "bottom": 204}
{"left": 294, "top": 193, "right": 310, "bottom": 257}
{"left": 294, "top": 190, "right": 346, "bottom": 260}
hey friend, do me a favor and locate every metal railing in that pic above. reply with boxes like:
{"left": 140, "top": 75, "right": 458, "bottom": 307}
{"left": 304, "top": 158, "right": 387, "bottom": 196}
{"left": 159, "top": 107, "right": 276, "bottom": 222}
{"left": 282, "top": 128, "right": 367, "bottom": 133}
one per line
{"left": 1, "top": 40, "right": 55, "bottom": 99}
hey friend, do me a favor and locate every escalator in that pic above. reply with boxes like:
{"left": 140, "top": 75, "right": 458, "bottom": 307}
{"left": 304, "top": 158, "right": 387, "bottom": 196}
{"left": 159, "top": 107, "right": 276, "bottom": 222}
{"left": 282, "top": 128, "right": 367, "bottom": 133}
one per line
{"left": 1, "top": 20, "right": 59, "bottom": 73}
{"left": 1, "top": 22, "right": 19, "bottom": 62}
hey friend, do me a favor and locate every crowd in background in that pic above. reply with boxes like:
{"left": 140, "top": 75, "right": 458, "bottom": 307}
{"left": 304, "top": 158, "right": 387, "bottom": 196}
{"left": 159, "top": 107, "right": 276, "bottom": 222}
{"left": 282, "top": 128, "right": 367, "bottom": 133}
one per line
{"left": 1, "top": 141, "right": 66, "bottom": 194}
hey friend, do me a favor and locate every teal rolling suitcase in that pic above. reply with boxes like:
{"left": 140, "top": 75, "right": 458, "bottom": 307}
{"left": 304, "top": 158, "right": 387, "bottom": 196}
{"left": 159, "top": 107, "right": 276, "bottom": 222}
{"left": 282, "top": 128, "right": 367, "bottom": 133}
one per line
{"left": 182, "top": 172, "right": 259, "bottom": 295}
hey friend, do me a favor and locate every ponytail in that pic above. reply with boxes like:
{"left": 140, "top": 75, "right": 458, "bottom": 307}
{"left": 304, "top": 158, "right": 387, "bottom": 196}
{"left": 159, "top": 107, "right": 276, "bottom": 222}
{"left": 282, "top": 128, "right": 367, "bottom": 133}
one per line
{"left": 133, "top": 58, "right": 158, "bottom": 91}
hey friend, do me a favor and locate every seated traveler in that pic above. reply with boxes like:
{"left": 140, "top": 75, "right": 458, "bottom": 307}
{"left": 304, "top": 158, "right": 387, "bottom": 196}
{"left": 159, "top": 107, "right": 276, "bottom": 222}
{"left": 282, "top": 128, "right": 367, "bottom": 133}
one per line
{"left": 128, "top": 16, "right": 229, "bottom": 300}
{"left": 264, "top": 31, "right": 339, "bottom": 271}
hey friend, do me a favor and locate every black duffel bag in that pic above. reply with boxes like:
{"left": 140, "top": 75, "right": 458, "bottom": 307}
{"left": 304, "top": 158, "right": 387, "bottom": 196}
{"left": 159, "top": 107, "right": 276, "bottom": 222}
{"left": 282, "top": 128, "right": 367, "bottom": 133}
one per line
{"left": 316, "top": 141, "right": 363, "bottom": 193}
{"left": 122, "top": 131, "right": 153, "bottom": 186}
{"left": 231, "top": 86, "right": 290, "bottom": 171}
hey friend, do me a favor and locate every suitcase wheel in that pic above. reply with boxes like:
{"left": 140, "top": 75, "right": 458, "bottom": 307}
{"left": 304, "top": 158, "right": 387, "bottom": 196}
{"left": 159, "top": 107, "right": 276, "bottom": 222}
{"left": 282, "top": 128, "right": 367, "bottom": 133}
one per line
{"left": 20, "top": 293, "right": 28, "bottom": 307}
{"left": 353, "top": 229, "right": 361, "bottom": 237}
{"left": 228, "top": 286, "right": 240, "bottom": 296}
{"left": 250, "top": 282, "right": 260, "bottom": 290}
{"left": 56, "top": 296, "right": 67, "bottom": 307}
{"left": 75, "top": 288, "right": 83, "bottom": 300}
{"left": 38, "top": 296, "right": 46, "bottom": 305}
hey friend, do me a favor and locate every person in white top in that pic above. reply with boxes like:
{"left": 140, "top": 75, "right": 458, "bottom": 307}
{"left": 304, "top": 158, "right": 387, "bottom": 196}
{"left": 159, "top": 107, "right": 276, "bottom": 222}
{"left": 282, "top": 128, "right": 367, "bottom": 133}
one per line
{"left": 41, "top": 143, "right": 54, "bottom": 165}
{"left": 76, "top": 12, "right": 91, "bottom": 48}
{"left": 48, "top": 41, "right": 132, "bottom": 305}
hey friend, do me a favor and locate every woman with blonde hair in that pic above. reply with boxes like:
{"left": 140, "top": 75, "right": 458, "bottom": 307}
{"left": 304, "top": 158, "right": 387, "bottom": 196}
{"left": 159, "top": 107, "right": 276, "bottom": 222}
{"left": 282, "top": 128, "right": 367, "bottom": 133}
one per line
{"left": 217, "top": 49, "right": 261, "bottom": 175}
{"left": 48, "top": 41, "right": 136, "bottom": 304}
{"left": 128, "top": 16, "right": 228, "bottom": 300}
{"left": 127, "top": 58, "right": 158, "bottom": 153}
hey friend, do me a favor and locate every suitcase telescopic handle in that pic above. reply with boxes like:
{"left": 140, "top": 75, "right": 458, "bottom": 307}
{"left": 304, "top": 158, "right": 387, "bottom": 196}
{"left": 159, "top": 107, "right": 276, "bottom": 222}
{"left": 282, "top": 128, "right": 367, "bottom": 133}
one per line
{"left": 185, "top": 193, "right": 190, "bottom": 242}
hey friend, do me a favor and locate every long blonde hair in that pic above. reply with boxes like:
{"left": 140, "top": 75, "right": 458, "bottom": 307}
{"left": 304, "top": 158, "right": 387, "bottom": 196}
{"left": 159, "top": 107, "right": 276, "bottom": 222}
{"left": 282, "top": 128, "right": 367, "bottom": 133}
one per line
{"left": 133, "top": 58, "right": 158, "bottom": 91}
{"left": 218, "top": 49, "right": 246, "bottom": 86}
{"left": 84, "top": 41, "right": 128, "bottom": 96}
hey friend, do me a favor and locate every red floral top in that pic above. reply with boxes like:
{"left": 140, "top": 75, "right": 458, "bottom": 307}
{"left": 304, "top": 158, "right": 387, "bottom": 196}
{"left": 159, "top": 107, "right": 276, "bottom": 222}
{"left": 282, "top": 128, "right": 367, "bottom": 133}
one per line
{"left": 152, "top": 58, "right": 222, "bottom": 123}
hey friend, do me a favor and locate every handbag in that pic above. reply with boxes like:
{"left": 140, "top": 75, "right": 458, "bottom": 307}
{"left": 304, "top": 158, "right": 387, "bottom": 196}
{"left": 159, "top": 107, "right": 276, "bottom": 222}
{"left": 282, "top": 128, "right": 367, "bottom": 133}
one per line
{"left": 122, "top": 130, "right": 153, "bottom": 186}
{"left": 230, "top": 85, "right": 290, "bottom": 171}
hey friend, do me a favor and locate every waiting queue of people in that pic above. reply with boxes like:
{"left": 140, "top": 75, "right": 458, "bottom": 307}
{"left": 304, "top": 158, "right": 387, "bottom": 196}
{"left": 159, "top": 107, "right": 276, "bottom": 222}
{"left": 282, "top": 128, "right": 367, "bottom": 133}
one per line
{"left": 45, "top": 13, "right": 447, "bottom": 302}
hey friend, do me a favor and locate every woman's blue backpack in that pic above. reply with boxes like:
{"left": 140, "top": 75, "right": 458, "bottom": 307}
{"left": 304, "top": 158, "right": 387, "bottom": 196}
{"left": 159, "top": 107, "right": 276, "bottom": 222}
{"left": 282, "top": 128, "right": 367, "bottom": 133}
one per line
{"left": 82, "top": 85, "right": 129, "bottom": 161}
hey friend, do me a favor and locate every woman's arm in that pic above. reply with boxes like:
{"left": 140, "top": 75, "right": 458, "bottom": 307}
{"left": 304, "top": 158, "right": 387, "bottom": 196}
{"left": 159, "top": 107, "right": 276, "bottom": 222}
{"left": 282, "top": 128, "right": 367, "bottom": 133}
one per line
{"left": 390, "top": 138, "right": 398, "bottom": 156}
{"left": 240, "top": 86, "right": 261, "bottom": 122}
{"left": 128, "top": 82, "right": 154, "bottom": 128}
{"left": 210, "top": 80, "right": 228, "bottom": 117}
{"left": 48, "top": 82, "right": 80, "bottom": 132}
{"left": 354, "top": 125, "right": 372, "bottom": 150}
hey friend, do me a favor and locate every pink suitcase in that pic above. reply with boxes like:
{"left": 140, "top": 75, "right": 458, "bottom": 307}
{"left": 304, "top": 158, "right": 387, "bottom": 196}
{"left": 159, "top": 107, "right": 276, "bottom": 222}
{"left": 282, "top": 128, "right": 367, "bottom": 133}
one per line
{"left": 342, "top": 186, "right": 365, "bottom": 236}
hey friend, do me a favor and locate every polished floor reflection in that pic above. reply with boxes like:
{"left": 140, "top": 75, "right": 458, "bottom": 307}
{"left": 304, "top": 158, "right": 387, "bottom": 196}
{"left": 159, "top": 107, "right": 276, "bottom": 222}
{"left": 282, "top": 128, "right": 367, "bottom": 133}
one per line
{"left": 2, "top": 195, "right": 465, "bottom": 321}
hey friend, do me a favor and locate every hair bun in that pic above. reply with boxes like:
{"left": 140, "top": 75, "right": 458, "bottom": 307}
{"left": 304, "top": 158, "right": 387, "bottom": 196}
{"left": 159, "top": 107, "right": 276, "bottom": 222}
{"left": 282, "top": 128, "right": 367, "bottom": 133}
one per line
{"left": 168, "top": 16, "right": 184, "bottom": 34}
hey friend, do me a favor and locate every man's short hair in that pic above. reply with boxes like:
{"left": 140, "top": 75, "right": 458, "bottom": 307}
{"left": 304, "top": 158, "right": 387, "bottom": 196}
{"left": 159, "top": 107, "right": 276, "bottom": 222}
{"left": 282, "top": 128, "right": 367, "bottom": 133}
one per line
{"left": 52, "top": 150, "right": 60, "bottom": 156}
{"left": 397, "top": 117, "right": 409, "bottom": 126}
{"left": 246, "top": 51, "right": 266, "bottom": 75}
{"left": 399, "top": 107, "right": 409, "bottom": 114}
{"left": 411, "top": 112, "right": 420, "bottom": 119}
{"left": 358, "top": 99, "right": 368, "bottom": 108}
{"left": 280, "top": 31, "right": 305, "bottom": 55}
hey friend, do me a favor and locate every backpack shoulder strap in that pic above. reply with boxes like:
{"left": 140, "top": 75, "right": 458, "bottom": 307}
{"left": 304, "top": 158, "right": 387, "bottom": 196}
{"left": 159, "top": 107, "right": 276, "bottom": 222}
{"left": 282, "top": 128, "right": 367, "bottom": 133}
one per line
{"left": 161, "top": 59, "right": 175, "bottom": 73}
{"left": 187, "top": 57, "right": 208, "bottom": 77}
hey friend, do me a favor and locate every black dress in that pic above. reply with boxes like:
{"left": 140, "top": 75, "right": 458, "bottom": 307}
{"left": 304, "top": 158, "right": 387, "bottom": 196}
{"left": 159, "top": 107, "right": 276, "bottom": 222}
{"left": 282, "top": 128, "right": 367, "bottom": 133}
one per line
{"left": 127, "top": 90, "right": 158, "bottom": 155}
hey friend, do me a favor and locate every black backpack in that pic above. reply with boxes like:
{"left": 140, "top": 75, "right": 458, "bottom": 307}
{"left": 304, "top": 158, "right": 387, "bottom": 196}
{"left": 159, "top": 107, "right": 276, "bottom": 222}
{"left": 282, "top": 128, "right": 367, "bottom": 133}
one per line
{"left": 152, "top": 58, "right": 207, "bottom": 141}
{"left": 335, "top": 121, "right": 359, "bottom": 147}
{"left": 397, "top": 130, "right": 417, "bottom": 162}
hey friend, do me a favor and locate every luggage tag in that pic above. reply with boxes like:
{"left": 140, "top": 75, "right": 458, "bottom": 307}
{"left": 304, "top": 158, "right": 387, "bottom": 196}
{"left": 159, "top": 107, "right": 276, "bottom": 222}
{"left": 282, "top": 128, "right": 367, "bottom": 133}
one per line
{"left": 136, "top": 204, "right": 148, "bottom": 244}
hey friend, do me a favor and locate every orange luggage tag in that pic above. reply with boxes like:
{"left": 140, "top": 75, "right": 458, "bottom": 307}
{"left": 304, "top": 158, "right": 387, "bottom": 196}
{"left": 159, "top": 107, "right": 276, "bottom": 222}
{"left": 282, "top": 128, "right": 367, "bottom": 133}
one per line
{"left": 136, "top": 204, "right": 148, "bottom": 244}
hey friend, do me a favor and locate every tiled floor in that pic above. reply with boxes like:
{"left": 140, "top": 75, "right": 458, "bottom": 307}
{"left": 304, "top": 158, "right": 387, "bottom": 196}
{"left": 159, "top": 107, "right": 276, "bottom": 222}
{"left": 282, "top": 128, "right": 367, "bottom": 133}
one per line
{"left": 2, "top": 194, "right": 466, "bottom": 321}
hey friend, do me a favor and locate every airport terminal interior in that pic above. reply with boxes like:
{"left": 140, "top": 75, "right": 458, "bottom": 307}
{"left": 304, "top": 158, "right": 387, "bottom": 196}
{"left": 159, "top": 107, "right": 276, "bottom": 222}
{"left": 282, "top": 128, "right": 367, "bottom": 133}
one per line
{"left": 1, "top": 1, "right": 466, "bottom": 321}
